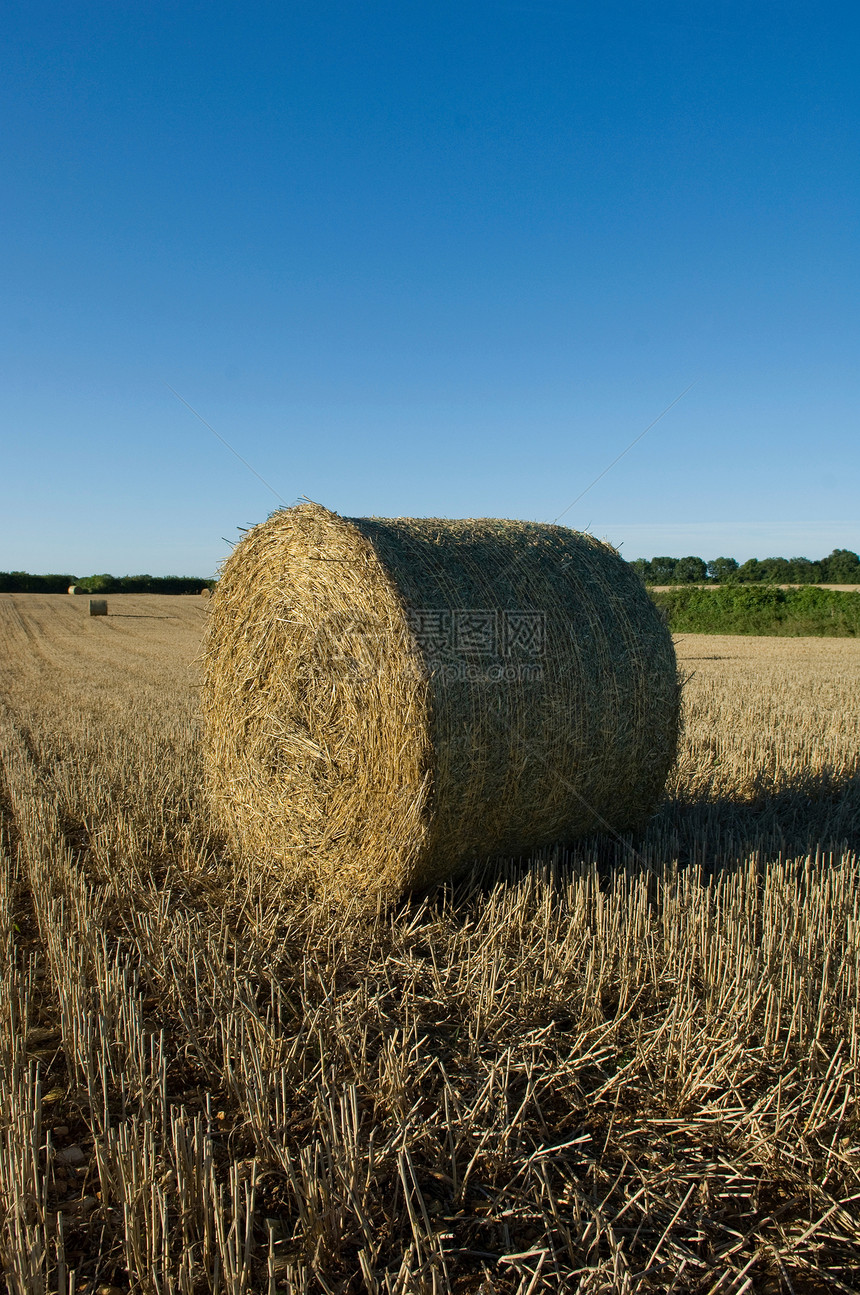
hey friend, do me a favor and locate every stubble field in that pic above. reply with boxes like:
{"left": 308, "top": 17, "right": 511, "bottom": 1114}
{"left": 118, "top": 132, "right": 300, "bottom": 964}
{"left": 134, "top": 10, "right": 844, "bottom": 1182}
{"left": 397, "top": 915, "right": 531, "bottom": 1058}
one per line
{"left": 1, "top": 594, "right": 859, "bottom": 1294}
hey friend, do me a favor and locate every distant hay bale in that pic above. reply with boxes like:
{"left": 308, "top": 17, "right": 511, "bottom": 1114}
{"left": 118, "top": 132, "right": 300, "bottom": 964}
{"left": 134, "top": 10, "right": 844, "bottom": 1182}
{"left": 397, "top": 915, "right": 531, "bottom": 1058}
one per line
{"left": 67, "top": 585, "right": 84, "bottom": 595}
{"left": 200, "top": 587, "right": 211, "bottom": 597}
{"left": 89, "top": 599, "right": 108, "bottom": 617}
{"left": 202, "top": 503, "right": 679, "bottom": 899}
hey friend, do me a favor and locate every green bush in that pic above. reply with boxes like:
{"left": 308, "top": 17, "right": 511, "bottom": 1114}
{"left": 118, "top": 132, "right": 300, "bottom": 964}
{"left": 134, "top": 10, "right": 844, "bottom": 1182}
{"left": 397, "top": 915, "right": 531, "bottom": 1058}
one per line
{"left": 651, "top": 585, "right": 860, "bottom": 636}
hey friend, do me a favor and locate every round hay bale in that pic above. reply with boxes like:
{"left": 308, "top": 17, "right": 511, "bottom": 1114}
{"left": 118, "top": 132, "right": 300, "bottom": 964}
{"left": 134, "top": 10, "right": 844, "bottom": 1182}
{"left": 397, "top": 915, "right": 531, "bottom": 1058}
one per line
{"left": 202, "top": 503, "right": 679, "bottom": 899}
{"left": 88, "top": 598, "right": 108, "bottom": 617}
{"left": 68, "top": 585, "right": 84, "bottom": 595}
{"left": 200, "top": 587, "right": 211, "bottom": 597}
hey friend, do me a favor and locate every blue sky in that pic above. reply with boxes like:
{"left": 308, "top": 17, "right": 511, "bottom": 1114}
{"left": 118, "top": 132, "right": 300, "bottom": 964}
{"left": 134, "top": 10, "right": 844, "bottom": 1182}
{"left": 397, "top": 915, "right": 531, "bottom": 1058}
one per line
{"left": 2, "top": 1, "right": 858, "bottom": 576}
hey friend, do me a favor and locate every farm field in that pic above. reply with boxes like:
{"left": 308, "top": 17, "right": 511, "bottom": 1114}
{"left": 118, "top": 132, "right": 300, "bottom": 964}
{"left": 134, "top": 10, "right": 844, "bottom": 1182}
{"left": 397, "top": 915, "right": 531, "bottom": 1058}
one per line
{"left": 1, "top": 594, "right": 859, "bottom": 1293}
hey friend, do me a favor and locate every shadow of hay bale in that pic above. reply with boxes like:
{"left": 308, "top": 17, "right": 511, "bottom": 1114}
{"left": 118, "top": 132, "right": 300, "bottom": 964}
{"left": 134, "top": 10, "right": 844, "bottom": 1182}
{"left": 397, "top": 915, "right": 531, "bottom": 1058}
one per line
{"left": 650, "top": 767, "right": 860, "bottom": 870}
{"left": 402, "top": 768, "right": 860, "bottom": 922}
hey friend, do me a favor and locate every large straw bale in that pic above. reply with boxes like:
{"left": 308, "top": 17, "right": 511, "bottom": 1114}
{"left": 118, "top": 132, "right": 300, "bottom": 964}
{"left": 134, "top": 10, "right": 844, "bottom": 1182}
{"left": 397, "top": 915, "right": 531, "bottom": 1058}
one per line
{"left": 202, "top": 503, "right": 679, "bottom": 898}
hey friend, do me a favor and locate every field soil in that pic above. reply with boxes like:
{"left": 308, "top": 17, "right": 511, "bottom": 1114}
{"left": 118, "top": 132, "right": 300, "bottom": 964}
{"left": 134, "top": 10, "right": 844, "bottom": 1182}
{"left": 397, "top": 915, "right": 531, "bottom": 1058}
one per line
{"left": 1, "top": 594, "right": 859, "bottom": 1293}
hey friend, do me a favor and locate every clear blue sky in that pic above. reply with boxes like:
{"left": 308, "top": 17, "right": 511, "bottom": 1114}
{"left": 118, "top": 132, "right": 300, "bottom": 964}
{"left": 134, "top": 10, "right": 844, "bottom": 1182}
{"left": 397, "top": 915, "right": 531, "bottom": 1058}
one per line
{"left": 2, "top": 1, "right": 858, "bottom": 576}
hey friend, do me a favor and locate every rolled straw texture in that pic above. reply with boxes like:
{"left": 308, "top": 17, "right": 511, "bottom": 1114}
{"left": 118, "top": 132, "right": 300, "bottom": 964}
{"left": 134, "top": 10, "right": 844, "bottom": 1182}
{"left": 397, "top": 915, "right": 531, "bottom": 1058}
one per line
{"left": 202, "top": 503, "right": 679, "bottom": 898}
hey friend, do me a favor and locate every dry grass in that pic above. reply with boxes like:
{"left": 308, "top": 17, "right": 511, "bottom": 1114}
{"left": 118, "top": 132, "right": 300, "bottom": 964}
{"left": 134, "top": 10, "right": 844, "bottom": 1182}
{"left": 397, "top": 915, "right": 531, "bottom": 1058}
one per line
{"left": 203, "top": 505, "right": 678, "bottom": 898}
{"left": 0, "top": 594, "right": 858, "bottom": 1293}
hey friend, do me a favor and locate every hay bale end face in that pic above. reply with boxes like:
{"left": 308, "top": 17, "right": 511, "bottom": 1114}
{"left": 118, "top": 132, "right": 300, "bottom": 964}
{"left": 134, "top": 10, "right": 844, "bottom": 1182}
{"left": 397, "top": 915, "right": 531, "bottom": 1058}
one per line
{"left": 202, "top": 504, "right": 679, "bottom": 899}
{"left": 89, "top": 599, "right": 108, "bottom": 617}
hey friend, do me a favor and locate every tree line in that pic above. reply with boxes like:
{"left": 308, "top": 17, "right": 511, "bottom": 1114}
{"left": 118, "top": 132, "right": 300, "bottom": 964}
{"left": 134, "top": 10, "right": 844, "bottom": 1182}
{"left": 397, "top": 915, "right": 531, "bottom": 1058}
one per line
{"left": 0, "top": 572, "right": 214, "bottom": 594}
{"left": 3, "top": 548, "right": 859, "bottom": 593}
{"left": 629, "top": 549, "right": 860, "bottom": 585}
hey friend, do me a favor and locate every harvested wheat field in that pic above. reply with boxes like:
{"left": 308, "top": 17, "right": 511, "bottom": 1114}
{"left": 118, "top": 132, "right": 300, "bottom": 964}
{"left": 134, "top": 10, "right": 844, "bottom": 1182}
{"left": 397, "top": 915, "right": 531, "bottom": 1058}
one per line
{"left": 1, "top": 594, "right": 859, "bottom": 1293}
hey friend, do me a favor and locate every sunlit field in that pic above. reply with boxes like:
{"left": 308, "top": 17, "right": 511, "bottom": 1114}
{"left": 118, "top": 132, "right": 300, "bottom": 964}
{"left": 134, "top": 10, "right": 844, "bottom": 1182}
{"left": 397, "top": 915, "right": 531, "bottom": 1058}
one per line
{"left": 1, "top": 595, "right": 858, "bottom": 1293}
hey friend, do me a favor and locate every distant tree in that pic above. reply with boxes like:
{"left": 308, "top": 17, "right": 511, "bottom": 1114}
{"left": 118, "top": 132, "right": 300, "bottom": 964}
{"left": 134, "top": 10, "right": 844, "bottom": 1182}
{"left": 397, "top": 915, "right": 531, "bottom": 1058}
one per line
{"left": 628, "top": 558, "right": 651, "bottom": 583}
{"left": 820, "top": 548, "right": 860, "bottom": 583}
{"left": 788, "top": 558, "right": 822, "bottom": 583}
{"left": 119, "top": 575, "right": 156, "bottom": 592}
{"left": 84, "top": 573, "right": 116, "bottom": 593}
{"left": 707, "top": 557, "right": 739, "bottom": 583}
{"left": 0, "top": 570, "right": 212, "bottom": 594}
{"left": 737, "top": 558, "right": 764, "bottom": 582}
{"left": 758, "top": 557, "right": 794, "bottom": 583}
{"left": 0, "top": 571, "right": 30, "bottom": 592}
{"left": 649, "top": 557, "right": 678, "bottom": 584}
{"left": 673, "top": 556, "right": 707, "bottom": 583}
{"left": 0, "top": 571, "right": 77, "bottom": 592}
